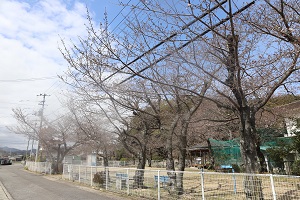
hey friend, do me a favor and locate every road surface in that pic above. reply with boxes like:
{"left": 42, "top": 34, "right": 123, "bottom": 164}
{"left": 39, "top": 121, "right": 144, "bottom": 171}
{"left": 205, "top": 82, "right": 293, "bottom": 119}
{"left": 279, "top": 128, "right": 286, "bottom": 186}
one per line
{"left": 0, "top": 163, "right": 130, "bottom": 200}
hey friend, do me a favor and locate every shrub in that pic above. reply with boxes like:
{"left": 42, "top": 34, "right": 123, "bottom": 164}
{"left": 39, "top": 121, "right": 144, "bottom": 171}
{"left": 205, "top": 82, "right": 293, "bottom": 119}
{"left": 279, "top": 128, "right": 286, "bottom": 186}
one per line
{"left": 93, "top": 171, "right": 106, "bottom": 187}
{"left": 232, "top": 164, "right": 241, "bottom": 173}
{"left": 291, "top": 160, "right": 300, "bottom": 176}
{"left": 120, "top": 158, "right": 128, "bottom": 162}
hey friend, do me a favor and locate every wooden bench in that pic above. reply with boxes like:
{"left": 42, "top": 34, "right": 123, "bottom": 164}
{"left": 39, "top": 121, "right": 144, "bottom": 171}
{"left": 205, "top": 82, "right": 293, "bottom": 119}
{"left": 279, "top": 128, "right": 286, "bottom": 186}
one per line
{"left": 154, "top": 175, "right": 169, "bottom": 187}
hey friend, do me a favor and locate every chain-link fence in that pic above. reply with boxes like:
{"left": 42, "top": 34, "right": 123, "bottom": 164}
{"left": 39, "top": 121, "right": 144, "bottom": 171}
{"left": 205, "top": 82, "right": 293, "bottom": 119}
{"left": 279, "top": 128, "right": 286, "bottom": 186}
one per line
{"left": 25, "top": 161, "right": 52, "bottom": 174}
{"left": 61, "top": 164, "right": 300, "bottom": 200}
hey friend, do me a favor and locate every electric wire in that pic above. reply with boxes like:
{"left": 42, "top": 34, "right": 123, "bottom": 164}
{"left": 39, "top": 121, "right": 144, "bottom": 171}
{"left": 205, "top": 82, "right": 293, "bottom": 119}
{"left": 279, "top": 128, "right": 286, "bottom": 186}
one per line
{"left": 0, "top": 76, "right": 57, "bottom": 83}
{"left": 118, "top": 1, "right": 255, "bottom": 84}
{"left": 39, "top": 1, "right": 141, "bottom": 118}
{"left": 2, "top": 1, "right": 142, "bottom": 149}
{"left": 102, "top": 0, "right": 228, "bottom": 83}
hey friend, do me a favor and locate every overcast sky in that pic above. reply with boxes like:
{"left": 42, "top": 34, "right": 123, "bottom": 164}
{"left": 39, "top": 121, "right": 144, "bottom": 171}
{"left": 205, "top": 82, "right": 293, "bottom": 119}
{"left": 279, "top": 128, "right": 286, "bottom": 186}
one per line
{"left": 0, "top": 0, "right": 127, "bottom": 150}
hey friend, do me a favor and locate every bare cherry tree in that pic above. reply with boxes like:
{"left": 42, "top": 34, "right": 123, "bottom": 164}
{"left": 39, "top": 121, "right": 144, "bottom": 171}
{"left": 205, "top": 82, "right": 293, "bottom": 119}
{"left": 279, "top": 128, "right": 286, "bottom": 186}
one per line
{"left": 109, "top": 0, "right": 300, "bottom": 198}
{"left": 60, "top": 1, "right": 300, "bottom": 197}
{"left": 67, "top": 99, "right": 118, "bottom": 167}
{"left": 11, "top": 108, "right": 88, "bottom": 173}
{"left": 60, "top": 70, "right": 163, "bottom": 188}
{"left": 42, "top": 115, "right": 88, "bottom": 173}
{"left": 59, "top": 3, "right": 215, "bottom": 193}
{"left": 11, "top": 108, "right": 39, "bottom": 140}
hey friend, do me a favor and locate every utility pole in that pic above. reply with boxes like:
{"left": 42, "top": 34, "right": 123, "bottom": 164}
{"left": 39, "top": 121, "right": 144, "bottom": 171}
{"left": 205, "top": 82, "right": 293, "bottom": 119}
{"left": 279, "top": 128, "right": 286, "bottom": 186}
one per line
{"left": 35, "top": 94, "right": 50, "bottom": 164}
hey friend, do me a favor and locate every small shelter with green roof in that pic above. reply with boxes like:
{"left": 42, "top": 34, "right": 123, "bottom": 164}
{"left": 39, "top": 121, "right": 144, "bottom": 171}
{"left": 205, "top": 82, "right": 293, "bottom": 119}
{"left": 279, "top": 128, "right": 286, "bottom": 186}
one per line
{"left": 208, "top": 138, "right": 242, "bottom": 166}
{"left": 207, "top": 137, "right": 295, "bottom": 173}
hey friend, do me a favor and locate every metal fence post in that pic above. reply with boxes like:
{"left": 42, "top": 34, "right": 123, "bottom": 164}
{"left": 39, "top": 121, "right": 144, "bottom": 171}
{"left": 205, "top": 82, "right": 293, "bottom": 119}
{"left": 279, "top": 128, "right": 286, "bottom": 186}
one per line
{"left": 85, "top": 166, "right": 87, "bottom": 185}
{"left": 91, "top": 166, "right": 93, "bottom": 186}
{"left": 270, "top": 174, "right": 276, "bottom": 200}
{"left": 68, "top": 165, "right": 71, "bottom": 181}
{"left": 200, "top": 169, "right": 205, "bottom": 200}
{"left": 127, "top": 168, "right": 130, "bottom": 195}
{"left": 232, "top": 169, "right": 236, "bottom": 194}
{"left": 79, "top": 165, "right": 81, "bottom": 183}
{"left": 158, "top": 170, "right": 160, "bottom": 200}
{"left": 105, "top": 167, "right": 108, "bottom": 190}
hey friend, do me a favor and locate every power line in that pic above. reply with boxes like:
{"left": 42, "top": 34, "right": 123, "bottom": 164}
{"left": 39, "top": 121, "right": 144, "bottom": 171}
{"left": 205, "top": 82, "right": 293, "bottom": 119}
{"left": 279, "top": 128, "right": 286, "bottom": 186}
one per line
{"left": 90, "top": 0, "right": 140, "bottom": 40}
{"left": 118, "top": 1, "right": 255, "bottom": 84}
{"left": 108, "top": 0, "right": 133, "bottom": 31}
{"left": 110, "top": 1, "right": 142, "bottom": 37}
{"left": 0, "top": 76, "right": 57, "bottom": 83}
{"left": 102, "top": 0, "right": 228, "bottom": 83}
{"left": 43, "top": 80, "right": 65, "bottom": 94}
{"left": 40, "top": 1, "right": 139, "bottom": 100}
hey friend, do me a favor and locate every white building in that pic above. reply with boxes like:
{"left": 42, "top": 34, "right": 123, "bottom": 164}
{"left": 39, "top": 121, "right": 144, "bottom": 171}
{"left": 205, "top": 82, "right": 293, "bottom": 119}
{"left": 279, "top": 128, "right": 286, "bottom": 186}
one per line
{"left": 277, "top": 101, "right": 300, "bottom": 137}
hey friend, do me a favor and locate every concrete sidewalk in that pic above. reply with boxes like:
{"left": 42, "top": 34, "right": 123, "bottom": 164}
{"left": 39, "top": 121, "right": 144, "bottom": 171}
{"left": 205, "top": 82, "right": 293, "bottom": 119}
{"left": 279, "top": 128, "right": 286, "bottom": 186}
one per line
{"left": 0, "top": 181, "right": 13, "bottom": 200}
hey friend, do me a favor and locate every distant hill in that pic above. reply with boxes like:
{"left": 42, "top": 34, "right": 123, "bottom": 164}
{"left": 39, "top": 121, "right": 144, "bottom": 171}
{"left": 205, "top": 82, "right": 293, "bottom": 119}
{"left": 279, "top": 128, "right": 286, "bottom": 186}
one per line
{"left": 0, "top": 146, "right": 31, "bottom": 155}
{"left": 267, "top": 94, "right": 300, "bottom": 108}
{"left": 1, "top": 146, "right": 20, "bottom": 152}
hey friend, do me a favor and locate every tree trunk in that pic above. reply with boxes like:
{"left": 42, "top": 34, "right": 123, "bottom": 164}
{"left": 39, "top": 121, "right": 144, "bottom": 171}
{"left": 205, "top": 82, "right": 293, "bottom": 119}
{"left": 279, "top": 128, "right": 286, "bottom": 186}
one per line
{"left": 57, "top": 157, "right": 64, "bottom": 174}
{"left": 147, "top": 149, "right": 152, "bottom": 167}
{"left": 147, "top": 157, "right": 152, "bottom": 167}
{"left": 226, "top": 35, "right": 264, "bottom": 199}
{"left": 257, "top": 144, "right": 267, "bottom": 173}
{"left": 176, "top": 133, "right": 187, "bottom": 195}
{"left": 51, "top": 144, "right": 61, "bottom": 174}
{"left": 133, "top": 152, "right": 147, "bottom": 188}
{"left": 165, "top": 129, "right": 177, "bottom": 193}
{"left": 102, "top": 147, "right": 109, "bottom": 167}
{"left": 166, "top": 135, "right": 175, "bottom": 171}
{"left": 239, "top": 108, "right": 264, "bottom": 200}
{"left": 103, "top": 156, "right": 109, "bottom": 167}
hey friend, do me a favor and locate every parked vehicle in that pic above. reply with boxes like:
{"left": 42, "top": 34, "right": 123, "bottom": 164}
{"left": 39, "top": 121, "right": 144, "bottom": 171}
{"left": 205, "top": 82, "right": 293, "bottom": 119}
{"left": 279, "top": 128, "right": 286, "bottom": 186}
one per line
{"left": 0, "top": 157, "right": 12, "bottom": 165}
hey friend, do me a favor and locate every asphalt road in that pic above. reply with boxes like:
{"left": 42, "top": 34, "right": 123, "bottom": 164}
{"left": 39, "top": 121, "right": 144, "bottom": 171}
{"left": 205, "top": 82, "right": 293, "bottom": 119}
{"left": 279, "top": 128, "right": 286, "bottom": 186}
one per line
{"left": 0, "top": 163, "right": 129, "bottom": 200}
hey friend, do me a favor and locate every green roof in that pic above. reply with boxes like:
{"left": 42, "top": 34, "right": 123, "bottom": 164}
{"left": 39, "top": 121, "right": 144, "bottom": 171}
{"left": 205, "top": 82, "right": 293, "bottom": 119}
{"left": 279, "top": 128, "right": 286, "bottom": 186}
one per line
{"left": 208, "top": 137, "right": 294, "bottom": 165}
